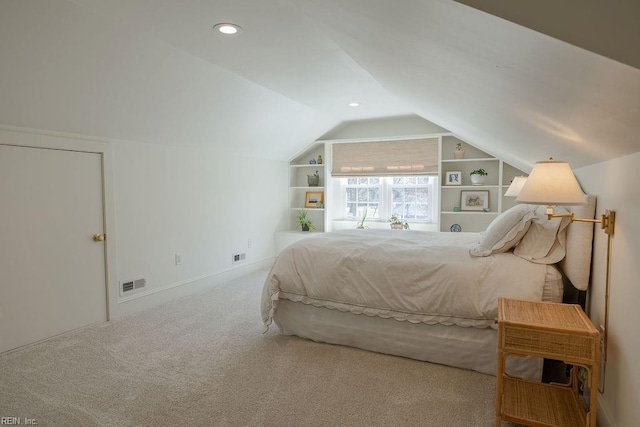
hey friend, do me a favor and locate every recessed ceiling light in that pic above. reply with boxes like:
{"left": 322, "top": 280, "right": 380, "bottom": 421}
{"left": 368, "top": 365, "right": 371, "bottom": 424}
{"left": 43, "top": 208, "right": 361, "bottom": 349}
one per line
{"left": 348, "top": 102, "right": 360, "bottom": 107}
{"left": 213, "top": 23, "right": 242, "bottom": 35}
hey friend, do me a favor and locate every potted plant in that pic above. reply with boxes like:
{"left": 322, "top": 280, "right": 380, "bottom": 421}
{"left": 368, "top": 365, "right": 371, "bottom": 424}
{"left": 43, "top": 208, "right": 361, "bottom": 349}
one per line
{"left": 389, "top": 214, "right": 409, "bottom": 230}
{"left": 470, "top": 168, "right": 488, "bottom": 185}
{"left": 454, "top": 142, "right": 465, "bottom": 159}
{"left": 297, "top": 209, "right": 315, "bottom": 231}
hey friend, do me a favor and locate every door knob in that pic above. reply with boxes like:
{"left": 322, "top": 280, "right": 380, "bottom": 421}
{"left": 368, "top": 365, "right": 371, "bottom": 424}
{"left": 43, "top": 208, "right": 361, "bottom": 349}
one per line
{"left": 93, "top": 233, "right": 106, "bottom": 242}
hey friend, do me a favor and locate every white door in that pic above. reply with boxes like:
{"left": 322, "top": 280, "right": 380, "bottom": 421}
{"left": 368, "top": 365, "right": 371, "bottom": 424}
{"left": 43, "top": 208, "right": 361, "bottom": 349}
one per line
{"left": 0, "top": 144, "right": 107, "bottom": 353}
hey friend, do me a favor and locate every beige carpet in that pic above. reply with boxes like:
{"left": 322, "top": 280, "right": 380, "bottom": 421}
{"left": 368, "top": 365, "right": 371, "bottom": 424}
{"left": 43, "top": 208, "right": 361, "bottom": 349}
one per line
{"left": 0, "top": 268, "right": 497, "bottom": 426}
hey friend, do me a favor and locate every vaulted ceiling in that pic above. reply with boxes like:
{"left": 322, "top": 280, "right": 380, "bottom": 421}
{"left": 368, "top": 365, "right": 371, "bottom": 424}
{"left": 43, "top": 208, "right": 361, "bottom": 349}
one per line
{"left": 0, "top": 0, "right": 638, "bottom": 170}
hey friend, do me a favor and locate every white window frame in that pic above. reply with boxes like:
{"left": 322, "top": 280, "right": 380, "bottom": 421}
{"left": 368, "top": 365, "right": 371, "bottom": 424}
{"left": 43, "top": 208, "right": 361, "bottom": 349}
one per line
{"left": 338, "top": 176, "right": 438, "bottom": 223}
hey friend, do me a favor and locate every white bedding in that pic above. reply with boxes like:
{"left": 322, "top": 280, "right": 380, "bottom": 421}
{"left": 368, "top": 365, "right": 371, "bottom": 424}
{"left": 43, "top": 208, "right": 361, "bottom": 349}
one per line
{"left": 262, "top": 229, "right": 552, "bottom": 330}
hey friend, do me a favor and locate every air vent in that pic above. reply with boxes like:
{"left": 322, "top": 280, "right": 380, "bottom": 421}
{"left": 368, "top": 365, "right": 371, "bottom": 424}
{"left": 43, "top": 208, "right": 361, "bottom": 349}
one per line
{"left": 232, "top": 253, "right": 246, "bottom": 264}
{"left": 120, "top": 278, "right": 146, "bottom": 296}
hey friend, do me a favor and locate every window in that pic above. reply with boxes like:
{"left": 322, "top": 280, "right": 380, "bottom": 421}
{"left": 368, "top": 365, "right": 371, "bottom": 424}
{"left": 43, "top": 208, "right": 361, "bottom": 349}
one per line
{"left": 391, "top": 176, "right": 432, "bottom": 219}
{"left": 341, "top": 176, "right": 438, "bottom": 222}
{"left": 345, "top": 177, "right": 381, "bottom": 220}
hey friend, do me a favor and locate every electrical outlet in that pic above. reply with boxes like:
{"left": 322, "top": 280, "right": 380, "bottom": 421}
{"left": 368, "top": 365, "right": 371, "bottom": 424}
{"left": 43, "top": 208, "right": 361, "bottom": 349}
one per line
{"left": 175, "top": 253, "right": 182, "bottom": 265}
{"left": 232, "top": 253, "right": 246, "bottom": 264}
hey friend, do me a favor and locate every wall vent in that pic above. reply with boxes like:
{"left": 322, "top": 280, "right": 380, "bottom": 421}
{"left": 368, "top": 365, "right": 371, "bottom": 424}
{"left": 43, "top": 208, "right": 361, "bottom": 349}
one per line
{"left": 120, "top": 278, "right": 146, "bottom": 296}
{"left": 232, "top": 253, "right": 246, "bottom": 264}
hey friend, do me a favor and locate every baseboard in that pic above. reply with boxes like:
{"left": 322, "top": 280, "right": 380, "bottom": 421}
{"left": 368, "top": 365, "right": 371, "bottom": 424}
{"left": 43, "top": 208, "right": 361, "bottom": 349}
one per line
{"left": 112, "top": 258, "right": 274, "bottom": 319}
{"left": 597, "top": 395, "right": 616, "bottom": 427}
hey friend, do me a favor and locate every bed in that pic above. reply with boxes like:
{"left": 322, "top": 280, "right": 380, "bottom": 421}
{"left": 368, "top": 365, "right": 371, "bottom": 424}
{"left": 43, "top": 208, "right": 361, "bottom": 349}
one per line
{"left": 262, "top": 197, "right": 596, "bottom": 379}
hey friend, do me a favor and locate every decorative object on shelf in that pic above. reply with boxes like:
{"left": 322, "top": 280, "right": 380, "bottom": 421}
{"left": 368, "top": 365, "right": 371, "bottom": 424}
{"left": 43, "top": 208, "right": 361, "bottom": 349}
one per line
{"left": 454, "top": 142, "right": 465, "bottom": 159}
{"left": 317, "top": 155, "right": 323, "bottom": 165}
{"left": 445, "top": 170, "right": 462, "bottom": 185}
{"left": 470, "top": 168, "right": 488, "bottom": 185}
{"left": 304, "top": 191, "right": 324, "bottom": 208}
{"left": 356, "top": 207, "right": 367, "bottom": 229}
{"left": 309, "top": 158, "right": 316, "bottom": 164}
{"left": 461, "top": 190, "right": 490, "bottom": 211}
{"left": 453, "top": 206, "right": 461, "bottom": 212}
{"left": 297, "top": 209, "right": 315, "bottom": 232}
{"left": 516, "top": 157, "right": 615, "bottom": 393}
{"left": 450, "top": 224, "right": 462, "bottom": 232}
{"left": 389, "top": 214, "right": 409, "bottom": 230}
{"left": 316, "top": 201, "right": 323, "bottom": 209}
{"left": 307, "top": 170, "right": 320, "bottom": 187}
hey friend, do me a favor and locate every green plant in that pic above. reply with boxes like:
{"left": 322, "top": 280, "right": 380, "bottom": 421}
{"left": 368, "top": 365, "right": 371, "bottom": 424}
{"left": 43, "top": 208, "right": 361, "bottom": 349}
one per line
{"left": 470, "top": 168, "right": 488, "bottom": 176}
{"left": 357, "top": 207, "right": 367, "bottom": 229}
{"left": 389, "top": 214, "right": 403, "bottom": 224}
{"left": 297, "top": 209, "right": 315, "bottom": 231}
{"left": 389, "top": 214, "right": 409, "bottom": 229}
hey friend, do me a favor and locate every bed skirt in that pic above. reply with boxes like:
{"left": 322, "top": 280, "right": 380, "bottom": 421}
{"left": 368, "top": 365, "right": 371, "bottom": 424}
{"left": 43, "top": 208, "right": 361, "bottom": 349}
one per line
{"left": 273, "top": 299, "right": 542, "bottom": 380}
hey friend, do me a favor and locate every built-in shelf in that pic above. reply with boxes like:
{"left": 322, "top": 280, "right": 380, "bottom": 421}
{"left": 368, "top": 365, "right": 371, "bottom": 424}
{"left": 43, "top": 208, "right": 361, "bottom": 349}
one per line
{"left": 441, "top": 158, "right": 498, "bottom": 163}
{"left": 441, "top": 211, "right": 499, "bottom": 215}
{"left": 442, "top": 185, "right": 499, "bottom": 190}
{"left": 439, "top": 135, "right": 526, "bottom": 232}
{"left": 287, "top": 142, "right": 328, "bottom": 237}
{"left": 291, "top": 186, "right": 325, "bottom": 190}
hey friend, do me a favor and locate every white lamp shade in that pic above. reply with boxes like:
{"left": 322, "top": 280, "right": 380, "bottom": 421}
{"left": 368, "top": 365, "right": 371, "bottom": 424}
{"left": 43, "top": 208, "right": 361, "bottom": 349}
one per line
{"left": 516, "top": 160, "right": 586, "bottom": 205}
{"left": 504, "top": 176, "right": 527, "bottom": 197}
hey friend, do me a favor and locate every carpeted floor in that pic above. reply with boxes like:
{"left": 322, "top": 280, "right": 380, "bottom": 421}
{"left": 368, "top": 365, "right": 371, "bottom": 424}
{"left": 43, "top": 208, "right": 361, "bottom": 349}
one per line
{"left": 0, "top": 268, "right": 497, "bottom": 426}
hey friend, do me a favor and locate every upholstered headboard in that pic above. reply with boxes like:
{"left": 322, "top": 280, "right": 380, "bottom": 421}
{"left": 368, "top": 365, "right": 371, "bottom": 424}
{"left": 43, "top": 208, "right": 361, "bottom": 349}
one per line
{"left": 560, "top": 194, "right": 597, "bottom": 293}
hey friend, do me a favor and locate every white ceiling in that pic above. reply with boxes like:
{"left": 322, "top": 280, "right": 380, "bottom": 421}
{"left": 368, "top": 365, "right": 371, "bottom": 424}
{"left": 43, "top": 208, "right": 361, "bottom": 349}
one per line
{"left": 0, "top": 0, "right": 638, "bottom": 169}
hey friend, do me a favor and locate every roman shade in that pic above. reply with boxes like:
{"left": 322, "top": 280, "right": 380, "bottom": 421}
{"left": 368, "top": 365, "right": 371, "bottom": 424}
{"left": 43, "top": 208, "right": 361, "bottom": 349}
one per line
{"left": 331, "top": 138, "right": 439, "bottom": 177}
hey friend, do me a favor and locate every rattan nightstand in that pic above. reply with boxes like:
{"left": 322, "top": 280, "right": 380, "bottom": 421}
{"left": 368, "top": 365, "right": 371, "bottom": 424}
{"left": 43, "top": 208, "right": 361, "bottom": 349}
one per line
{"left": 495, "top": 298, "right": 600, "bottom": 427}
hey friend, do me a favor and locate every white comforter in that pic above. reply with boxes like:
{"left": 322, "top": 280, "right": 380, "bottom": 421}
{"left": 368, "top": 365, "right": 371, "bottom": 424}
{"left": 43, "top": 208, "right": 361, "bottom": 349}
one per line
{"left": 262, "top": 229, "right": 548, "bottom": 329}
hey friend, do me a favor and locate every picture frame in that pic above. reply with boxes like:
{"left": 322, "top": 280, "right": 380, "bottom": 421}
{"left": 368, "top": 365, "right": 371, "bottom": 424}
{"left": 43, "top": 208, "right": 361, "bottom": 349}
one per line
{"left": 460, "top": 190, "right": 489, "bottom": 211}
{"left": 445, "top": 171, "right": 462, "bottom": 186}
{"left": 304, "top": 191, "right": 324, "bottom": 208}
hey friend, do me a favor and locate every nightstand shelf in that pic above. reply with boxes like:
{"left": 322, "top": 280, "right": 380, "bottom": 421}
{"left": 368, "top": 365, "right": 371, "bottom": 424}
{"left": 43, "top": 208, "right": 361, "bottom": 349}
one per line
{"left": 502, "top": 377, "right": 586, "bottom": 427}
{"left": 496, "top": 298, "right": 600, "bottom": 427}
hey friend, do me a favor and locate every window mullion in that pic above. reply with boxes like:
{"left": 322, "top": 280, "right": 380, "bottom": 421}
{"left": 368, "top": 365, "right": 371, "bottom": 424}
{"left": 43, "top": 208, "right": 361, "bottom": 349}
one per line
{"left": 382, "top": 177, "right": 390, "bottom": 221}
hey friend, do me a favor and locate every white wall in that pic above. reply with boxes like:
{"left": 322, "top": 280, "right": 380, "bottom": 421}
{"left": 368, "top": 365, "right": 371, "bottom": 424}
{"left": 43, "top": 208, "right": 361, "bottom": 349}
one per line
{"left": 573, "top": 152, "right": 640, "bottom": 427}
{"left": 111, "top": 140, "right": 287, "bottom": 317}
{"left": 318, "top": 115, "right": 448, "bottom": 141}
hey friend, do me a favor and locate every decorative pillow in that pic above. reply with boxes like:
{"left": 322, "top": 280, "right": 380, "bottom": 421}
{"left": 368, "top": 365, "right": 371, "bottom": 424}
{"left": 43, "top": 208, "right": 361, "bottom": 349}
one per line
{"left": 559, "top": 195, "right": 597, "bottom": 291}
{"left": 514, "top": 205, "right": 571, "bottom": 264}
{"left": 469, "top": 204, "right": 536, "bottom": 257}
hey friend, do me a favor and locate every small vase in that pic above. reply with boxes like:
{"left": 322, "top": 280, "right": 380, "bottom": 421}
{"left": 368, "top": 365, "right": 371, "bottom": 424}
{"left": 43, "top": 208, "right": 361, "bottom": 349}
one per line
{"left": 307, "top": 171, "right": 320, "bottom": 187}
{"left": 454, "top": 147, "right": 465, "bottom": 159}
{"left": 390, "top": 223, "right": 403, "bottom": 230}
{"left": 470, "top": 174, "right": 486, "bottom": 185}
{"left": 301, "top": 224, "right": 310, "bottom": 231}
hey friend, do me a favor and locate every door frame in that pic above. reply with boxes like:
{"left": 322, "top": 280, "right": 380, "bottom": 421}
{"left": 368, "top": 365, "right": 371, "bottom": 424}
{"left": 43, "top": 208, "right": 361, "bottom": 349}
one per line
{"left": 0, "top": 124, "right": 117, "bottom": 320}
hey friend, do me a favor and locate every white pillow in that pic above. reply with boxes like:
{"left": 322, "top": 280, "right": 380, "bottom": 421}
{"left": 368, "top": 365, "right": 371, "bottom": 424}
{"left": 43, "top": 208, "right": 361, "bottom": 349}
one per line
{"left": 514, "top": 205, "right": 571, "bottom": 264}
{"left": 469, "top": 204, "right": 536, "bottom": 257}
{"left": 559, "top": 195, "right": 596, "bottom": 291}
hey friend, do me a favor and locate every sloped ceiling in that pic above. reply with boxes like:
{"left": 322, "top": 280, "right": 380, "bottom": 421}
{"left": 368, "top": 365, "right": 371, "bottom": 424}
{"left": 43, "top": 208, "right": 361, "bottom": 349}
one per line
{"left": 454, "top": 0, "right": 640, "bottom": 70}
{"left": 0, "top": 0, "right": 638, "bottom": 169}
